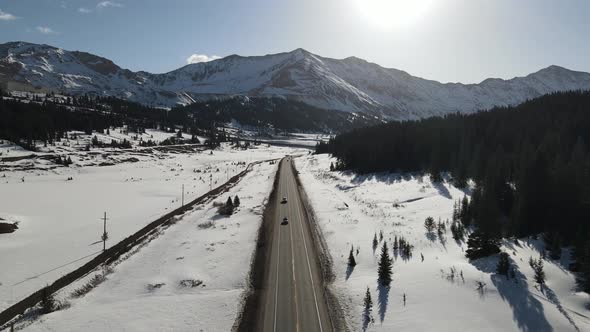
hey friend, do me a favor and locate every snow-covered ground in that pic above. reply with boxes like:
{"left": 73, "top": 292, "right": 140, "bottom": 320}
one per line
{"left": 0, "top": 141, "right": 303, "bottom": 313}
{"left": 296, "top": 154, "right": 590, "bottom": 331}
{"left": 18, "top": 158, "right": 279, "bottom": 331}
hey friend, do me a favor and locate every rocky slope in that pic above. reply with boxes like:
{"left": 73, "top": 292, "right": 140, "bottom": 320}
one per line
{"left": 2, "top": 41, "right": 590, "bottom": 120}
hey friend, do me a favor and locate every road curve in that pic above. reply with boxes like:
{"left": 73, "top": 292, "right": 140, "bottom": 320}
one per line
{"left": 259, "top": 157, "right": 332, "bottom": 332}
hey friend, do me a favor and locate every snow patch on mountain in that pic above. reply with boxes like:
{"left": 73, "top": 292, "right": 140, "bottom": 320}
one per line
{"left": 2, "top": 42, "right": 590, "bottom": 120}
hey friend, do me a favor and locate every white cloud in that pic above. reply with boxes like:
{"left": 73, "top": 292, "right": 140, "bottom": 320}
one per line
{"left": 78, "top": 1, "right": 123, "bottom": 14}
{"left": 97, "top": 1, "right": 123, "bottom": 9}
{"left": 0, "top": 9, "right": 18, "bottom": 21}
{"left": 186, "top": 54, "right": 222, "bottom": 64}
{"left": 36, "top": 26, "right": 57, "bottom": 34}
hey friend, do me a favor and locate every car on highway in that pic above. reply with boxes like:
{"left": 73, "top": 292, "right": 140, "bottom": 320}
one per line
{"left": 281, "top": 196, "right": 288, "bottom": 204}
{"left": 282, "top": 217, "right": 288, "bottom": 225}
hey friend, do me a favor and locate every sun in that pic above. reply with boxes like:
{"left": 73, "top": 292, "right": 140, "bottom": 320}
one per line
{"left": 354, "top": 0, "right": 434, "bottom": 29}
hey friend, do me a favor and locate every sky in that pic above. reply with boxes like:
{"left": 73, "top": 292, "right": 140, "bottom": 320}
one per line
{"left": 0, "top": 0, "right": 589, "bottom": 83}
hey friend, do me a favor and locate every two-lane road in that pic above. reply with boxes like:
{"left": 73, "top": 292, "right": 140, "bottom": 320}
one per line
{"left": 260, "top": 157, "right": 332, "bottom": 332}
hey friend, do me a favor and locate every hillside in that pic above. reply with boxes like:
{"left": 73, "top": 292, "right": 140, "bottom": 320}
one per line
{"left": 2, "top": 42, "right": 590, "bottom": 120}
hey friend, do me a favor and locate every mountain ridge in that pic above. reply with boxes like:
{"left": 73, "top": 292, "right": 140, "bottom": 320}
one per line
{"left": 2, "top": 41, "right": 590, "bottom": 120}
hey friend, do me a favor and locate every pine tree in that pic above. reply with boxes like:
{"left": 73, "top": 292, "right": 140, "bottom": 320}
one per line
{"left": 496, "top": 252, "right": 510, "bottom": 276}
{"left": 424, "top": 217, "right": 435, "bottom": 233}
{"left": 529, "top": 256, "right": 546, "bottom": 287}
{"left": 378, "top": 241, "right": 393, "bottom": 286}
{"left": 379, "top": 230, "right": 384, "bottom": 242}
{"left": 348, "top": 246, "right": 357, "bottom": 267}
{"left": 465, "top": 230, "right": 500, "bottom": 260}
{"left": 40, "top": 287, "right": 56, "bottom": 314}
{"left": 218, "top": 197, "right": 234, "bottom": 215}
{"left": 233, "top": 195, "right": 240, "bottom": 207}
{"left": 364, "top": 287, "right": 373, "bottom": 309}
{"left": 363, "top": 287, "right": 373, "bottom": 323}
{"left": 460, "top": 195, "right": 470, "bottom": 227}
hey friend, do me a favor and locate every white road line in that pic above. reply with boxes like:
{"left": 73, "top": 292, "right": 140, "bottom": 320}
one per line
{"left": 273, "top": 185, "right": 282, "bottom": 332}
{"left": 289, "top": 203, "right": 300, "bottom": 332}
{"left": 291, "top": 165, "right": 324, "bottom": 332}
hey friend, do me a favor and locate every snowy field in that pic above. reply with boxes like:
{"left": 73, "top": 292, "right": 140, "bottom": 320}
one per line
{"left": 296, "top": 154, "right": 590, "bottom": 332}
{"left": 18, "top": 158, "right": 279, "bottom": 331}
{"left": 0, "top": 138, "right": 304, "bottom": 313}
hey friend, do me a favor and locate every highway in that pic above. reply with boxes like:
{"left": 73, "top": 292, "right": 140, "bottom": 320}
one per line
{"left": 259, "top": 157, "right": 332, "bottom": 332}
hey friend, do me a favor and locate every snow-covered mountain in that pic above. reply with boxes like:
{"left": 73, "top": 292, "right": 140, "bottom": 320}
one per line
{"left": 2, "top": 41, "right": 590, "bottom": 120}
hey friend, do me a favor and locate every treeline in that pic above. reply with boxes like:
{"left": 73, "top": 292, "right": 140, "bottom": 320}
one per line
{"left": 317, "top": 91, "right": 590, "bottom": 291}
{"left": 174, "top": 96, "right": 381, "bottom": 133}
{"left": 0, "top": 94, "right": 223, "bottom": 149}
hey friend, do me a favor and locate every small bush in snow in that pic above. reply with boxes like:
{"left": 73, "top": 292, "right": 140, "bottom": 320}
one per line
{"left": 198, "top": 220, "right": 215, "bottom": 229}
{"left": 179, "top": 279, "right": 203, "bottom": 288}
{"left": 71, "top": 274, "right": 107, "bottom": 298}
{"left": 146, "top": 283, "right": 166, "bottom": 291}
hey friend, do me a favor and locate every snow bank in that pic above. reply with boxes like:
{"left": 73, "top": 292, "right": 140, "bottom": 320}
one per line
{"left": 296, "top": 154, "right": 589, "bottom": 331}
{"left": 0, "top": 143, "right": 301, "bottom": 312}
{"left": 20, "top": 160, "right": 279, "bottom": 331}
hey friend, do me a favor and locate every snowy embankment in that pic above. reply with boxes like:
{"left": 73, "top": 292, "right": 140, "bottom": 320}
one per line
{"left": 19, "top": 159, "right": 278, "bottom": 331}
{"left": 296, "top": 154, "right": 590, "bottom": 332}
{"left": 0, "top": 140, "right": 301, "bottom": 313}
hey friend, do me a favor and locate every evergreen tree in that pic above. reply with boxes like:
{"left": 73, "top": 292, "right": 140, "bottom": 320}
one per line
{"left": 460, "top": 195, "right": 471, "bottom": 227}
{"left": 233, "top": 195, "right": 240, "bottom": 207}
{"left": 348, "top": 246, "right": 357, "bottom": 267}
{"left": 529, "top": 256, "right": 546, "bottom": 287}
{"left": 40, "top": 287, "right": 56, "bottom": 314}
{"left": 465, "top": 230, "right": 501, "bottom": 260}
{"left": 545, "top": 233, "right": 562, "bottom": 260}
{"left": 496, "top": 252, "right": 510, "bottom": 276}
{"left": 424, "top": 217, "right": 435, "bottom": 233}
{"left": 218, "top": 197, "right": 234, "bottom": 215}
{"left": 378, "top": 241, "right": 393, "bottom": 286}
{"left": 363, "top": 287, "right": 373, "bottom": 324}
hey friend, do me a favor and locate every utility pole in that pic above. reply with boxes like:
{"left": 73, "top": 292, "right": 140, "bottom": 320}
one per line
{"left": 182, "top": 184, "right": 185, "bottom": 207}
{"left": 101, "top": 212, "right": 109, "bottom": 252}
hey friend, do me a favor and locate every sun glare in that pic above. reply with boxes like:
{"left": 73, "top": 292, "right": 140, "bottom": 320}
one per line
{"left": 355, "top": 0, "right": 434, "bottom": 29}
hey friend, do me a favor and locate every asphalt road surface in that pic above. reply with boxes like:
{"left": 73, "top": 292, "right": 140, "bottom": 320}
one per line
{"left": 260, "top": 157, "right": 332, "bottom": 332}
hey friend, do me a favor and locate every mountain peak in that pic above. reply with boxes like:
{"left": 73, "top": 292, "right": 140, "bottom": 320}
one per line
{"left": 2, "top": 41, "right": 590, "bottom": 119}
{"left": 290, "top": 48, "right": 311, "bottom": 55}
